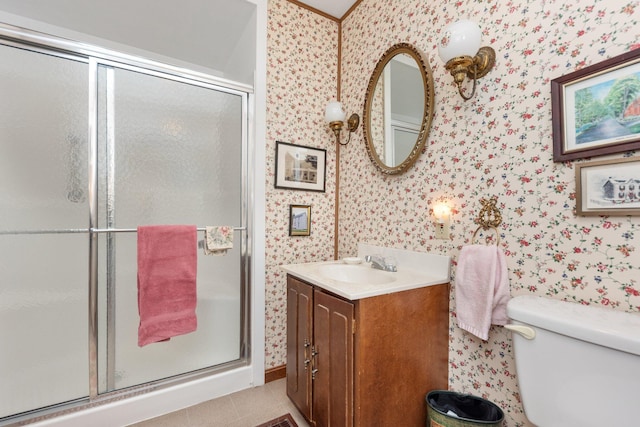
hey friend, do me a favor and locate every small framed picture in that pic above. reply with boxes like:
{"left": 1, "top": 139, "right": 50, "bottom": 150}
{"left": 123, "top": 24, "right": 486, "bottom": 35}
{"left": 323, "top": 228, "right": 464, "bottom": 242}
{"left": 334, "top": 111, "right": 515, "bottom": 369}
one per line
{"left": 275, "top": 141, "right": 326, "bottom": 192}
{"left": 289, "top": 204, "right": 311, "bottom": 236}
{"left": 552, "top": 49, "right": 640, "bottom": 162}
{"left": 575, "top": 157, "right": 640, "bottom": 216}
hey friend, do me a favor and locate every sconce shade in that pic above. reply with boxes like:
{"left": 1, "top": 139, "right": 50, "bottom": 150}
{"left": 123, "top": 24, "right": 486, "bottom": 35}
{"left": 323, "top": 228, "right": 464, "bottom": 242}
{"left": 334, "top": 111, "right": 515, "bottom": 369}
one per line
{"left": 438, "top": 19, "right": 495, "bottom": 101}
{"left": 325, "top": 101, "right": 359, "bottom": 145}
{"left": 438, "top": 19, "right": 482, "bottom": 63}
{"left": 433, "top": 203, "right": 451, "bottom": 223}
{"left": 325, "top": 101, "right": 346, "bottom": 123}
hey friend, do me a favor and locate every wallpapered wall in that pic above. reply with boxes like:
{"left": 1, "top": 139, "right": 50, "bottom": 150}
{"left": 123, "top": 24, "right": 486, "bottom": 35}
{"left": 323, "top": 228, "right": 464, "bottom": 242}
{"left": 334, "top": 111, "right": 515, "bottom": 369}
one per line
{"left": 338, "top": 1, "right": 640, "bottom": 426}
{"left": 265, "top": 0, "right": 339, "bottom": 367}
{"left": 266, "top": 0, "right": 639, "bottom": 426}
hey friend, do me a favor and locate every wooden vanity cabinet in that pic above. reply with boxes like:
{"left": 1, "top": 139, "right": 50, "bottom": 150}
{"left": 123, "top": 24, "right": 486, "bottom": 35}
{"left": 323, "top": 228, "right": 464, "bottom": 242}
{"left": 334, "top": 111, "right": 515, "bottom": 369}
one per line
{"left": 286, "top": 274, "right": 449, "bottom": 427}
{"left": 287, "top": 277, "right": 314, "bottom": 420}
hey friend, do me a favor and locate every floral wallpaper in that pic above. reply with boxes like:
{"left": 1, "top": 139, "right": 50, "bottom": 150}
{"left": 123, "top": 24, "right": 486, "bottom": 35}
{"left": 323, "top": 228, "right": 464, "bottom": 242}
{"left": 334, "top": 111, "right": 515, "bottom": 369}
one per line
{"left": 265, "top": 0, "right": 339, "bottom": 368}
{"left": 338, "top": 1, "right": 640, "bottom": 426}
{"left": 370, "top": 75, "right": 385, "bottom": 158}
{"left": 266, "top": 0, "right": 639, "bottom": 425}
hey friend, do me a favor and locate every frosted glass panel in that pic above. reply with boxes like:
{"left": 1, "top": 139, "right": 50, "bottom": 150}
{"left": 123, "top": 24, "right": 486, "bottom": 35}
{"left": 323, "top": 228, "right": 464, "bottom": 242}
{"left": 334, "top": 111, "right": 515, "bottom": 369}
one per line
{"left": 98, "top": 66, "right": 244, "bottom": 390}
{"left": 0, "top": 236, "right": 88, "bottom": 417}
{"left": 0, "top": 45, "right": 88, "bottom": 230}
{"left": 0, "top": 45, "right": 89, "bottom": 418}
{"left": 111, "top": 69, "right": 242, "bottom": 225}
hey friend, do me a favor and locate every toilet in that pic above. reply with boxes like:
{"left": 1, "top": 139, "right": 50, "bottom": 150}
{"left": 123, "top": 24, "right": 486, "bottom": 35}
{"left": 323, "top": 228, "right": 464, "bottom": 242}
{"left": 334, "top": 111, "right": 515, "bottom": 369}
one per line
{"left": 506, "top": 295, "right": 640, "bottom": 427}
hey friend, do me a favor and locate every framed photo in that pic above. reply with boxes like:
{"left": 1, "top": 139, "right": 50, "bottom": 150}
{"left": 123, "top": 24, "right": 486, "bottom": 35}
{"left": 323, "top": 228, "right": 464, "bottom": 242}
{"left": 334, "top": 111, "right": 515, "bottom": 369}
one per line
{"left": 289, "top": 204, "right": 311, "bottom": 236}
{"left": 552, "top": 49, "right": 640, "bottom": 162}
{"left": 575, "top": 157, "right": 640, "bottom": 216}
{"left": 275, "top": 141, "right": 326, "bottom": 192}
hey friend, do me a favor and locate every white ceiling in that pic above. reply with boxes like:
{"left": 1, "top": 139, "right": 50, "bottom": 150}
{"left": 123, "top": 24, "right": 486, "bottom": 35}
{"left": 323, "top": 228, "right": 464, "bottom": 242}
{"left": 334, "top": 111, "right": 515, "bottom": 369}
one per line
{"left": 297, "top": 0, "right": 358, "bottom": 19}
{"left": 0, "top": 0, "right": 359, "bottom": 82}
{"left": 0, "top": 0, "right": 257, "bottom": 82}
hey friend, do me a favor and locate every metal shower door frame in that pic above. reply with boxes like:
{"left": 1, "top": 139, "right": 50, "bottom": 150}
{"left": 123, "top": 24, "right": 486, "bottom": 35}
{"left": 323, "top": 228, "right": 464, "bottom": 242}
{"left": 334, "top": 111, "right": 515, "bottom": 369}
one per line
{"left": 0, "top": 23, "right": 254, "bottom": 417}
{"left": 87, "top": 57, "right": 252, "bottom": 399}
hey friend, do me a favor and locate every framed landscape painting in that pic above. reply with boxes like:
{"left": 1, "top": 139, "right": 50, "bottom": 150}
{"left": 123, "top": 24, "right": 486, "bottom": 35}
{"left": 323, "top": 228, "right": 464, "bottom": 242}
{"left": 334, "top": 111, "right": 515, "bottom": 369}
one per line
{"left": 552, "top": 49, "right": 640, "bottom": 162}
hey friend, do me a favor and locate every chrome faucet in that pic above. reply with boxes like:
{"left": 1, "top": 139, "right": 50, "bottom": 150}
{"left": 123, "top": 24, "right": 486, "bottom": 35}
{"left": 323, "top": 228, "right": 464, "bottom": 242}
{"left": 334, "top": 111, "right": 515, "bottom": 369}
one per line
{"left": 364, "top": 254, "right": 397, "bottom": 272}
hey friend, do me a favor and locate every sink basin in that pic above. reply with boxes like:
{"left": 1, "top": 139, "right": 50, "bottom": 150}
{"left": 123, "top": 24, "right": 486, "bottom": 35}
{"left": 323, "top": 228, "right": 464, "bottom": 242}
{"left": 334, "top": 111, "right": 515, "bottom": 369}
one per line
{"left": 315, "top": 263, "right": 396, "bottom": 285}
{"left": 282, "top": 246, "right": 450, "bottom": 300}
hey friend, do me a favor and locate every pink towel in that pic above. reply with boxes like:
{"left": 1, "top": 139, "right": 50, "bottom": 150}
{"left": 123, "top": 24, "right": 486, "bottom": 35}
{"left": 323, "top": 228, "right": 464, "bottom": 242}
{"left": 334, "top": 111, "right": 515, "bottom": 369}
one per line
{"left": 137, "top": 225, "right": 198, "bottom": 347}
{"left": 455, "top": 245, "right": 510, "bottom": 341}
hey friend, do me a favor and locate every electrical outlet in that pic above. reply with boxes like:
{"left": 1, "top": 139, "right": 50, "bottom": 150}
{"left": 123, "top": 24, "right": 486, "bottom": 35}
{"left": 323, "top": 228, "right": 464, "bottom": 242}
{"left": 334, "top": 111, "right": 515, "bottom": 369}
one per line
{"left": 435, "top": 222, "right": 450, "bottom": 239}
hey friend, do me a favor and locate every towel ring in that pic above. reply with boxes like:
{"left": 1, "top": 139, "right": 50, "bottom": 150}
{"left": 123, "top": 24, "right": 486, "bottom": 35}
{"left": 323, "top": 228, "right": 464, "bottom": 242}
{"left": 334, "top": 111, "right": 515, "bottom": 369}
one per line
{"left": 470, "top": 197, "right": 502, "bottom": 246}
{"left": 471, "top": 225, "right": 500, "bottom": 246}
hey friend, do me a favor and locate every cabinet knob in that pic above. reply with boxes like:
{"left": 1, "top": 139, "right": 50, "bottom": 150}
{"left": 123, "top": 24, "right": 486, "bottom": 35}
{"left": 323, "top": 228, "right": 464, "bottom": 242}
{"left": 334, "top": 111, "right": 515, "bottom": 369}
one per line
{"left": 311, "top": 368, "right": 319, "bottom": 380}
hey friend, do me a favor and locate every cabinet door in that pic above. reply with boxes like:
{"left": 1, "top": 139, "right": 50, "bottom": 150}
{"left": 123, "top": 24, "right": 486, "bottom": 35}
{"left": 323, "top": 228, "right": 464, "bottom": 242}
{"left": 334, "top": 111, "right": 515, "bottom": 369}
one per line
{"left": 353, "top": 284, "right": 450, "bottom": 426}
{"left": 286, "top": 277, "right": 313, "bottom": 420}
{"left": 313, "top": 290, "right": 354, "bottom": 427}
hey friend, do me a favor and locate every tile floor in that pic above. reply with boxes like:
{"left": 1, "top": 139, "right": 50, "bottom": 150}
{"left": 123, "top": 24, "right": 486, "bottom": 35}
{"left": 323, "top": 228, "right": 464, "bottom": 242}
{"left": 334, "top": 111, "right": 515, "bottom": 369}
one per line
{"left": 127, "top": 378, "right": 310, "bottom": 427}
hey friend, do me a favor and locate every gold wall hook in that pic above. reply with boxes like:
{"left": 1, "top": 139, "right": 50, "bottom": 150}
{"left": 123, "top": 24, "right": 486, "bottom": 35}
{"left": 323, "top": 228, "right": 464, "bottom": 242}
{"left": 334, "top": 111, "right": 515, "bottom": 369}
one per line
{"left": 471, "top": 196, "right": 502, "bottom": 245}
{"left": 475, "top": 196, "right": 502, "bottom": 229}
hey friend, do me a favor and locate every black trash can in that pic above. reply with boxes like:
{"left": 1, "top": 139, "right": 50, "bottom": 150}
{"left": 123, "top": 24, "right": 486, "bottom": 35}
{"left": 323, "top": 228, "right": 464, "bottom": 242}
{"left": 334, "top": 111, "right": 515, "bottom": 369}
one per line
{"left": 426, "top": 390, "right": 504, "bottom": 427}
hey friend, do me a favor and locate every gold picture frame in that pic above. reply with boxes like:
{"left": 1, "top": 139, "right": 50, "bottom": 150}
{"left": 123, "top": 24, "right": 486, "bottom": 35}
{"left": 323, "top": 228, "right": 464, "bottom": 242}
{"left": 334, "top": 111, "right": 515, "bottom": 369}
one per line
{"left": 289, "top": 204, "right": 311, "bottom": 236}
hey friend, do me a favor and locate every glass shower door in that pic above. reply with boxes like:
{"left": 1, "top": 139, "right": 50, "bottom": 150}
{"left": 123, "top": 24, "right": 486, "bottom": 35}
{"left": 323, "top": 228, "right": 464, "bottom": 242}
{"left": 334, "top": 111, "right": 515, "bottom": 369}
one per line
{"left": 0, "top": 44, "right": 89, "bottom": 418}
{"left": 96, "top": 64, "right": 246, "bottom": 392}
{"left": 0, "top": 34, "right": 250, "bottom": 423}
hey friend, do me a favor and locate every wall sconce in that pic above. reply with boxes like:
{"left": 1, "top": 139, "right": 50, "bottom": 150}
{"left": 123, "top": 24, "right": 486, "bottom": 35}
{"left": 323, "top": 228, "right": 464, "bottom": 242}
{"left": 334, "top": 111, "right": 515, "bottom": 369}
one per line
{"left": 325, "top": 101, "right": 360, "bottom": 146}
{"left": 437, "top": 20, "right": 496, "bottom": 101}
{"left": 432, "top": 203, "right": 451, "bottom": 240}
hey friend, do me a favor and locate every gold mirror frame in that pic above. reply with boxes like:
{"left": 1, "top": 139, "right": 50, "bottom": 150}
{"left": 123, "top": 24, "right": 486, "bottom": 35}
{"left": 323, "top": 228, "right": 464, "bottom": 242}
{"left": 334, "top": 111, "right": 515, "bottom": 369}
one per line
{"left": 363, "top": 43, "right": 435, "bottom": 175}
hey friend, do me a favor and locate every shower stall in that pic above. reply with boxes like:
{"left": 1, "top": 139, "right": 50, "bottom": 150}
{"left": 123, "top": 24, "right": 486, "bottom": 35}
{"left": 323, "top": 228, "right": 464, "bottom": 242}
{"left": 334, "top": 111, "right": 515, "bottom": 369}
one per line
{"left": 0, "top": 24, "right": 258, "bottom": 425}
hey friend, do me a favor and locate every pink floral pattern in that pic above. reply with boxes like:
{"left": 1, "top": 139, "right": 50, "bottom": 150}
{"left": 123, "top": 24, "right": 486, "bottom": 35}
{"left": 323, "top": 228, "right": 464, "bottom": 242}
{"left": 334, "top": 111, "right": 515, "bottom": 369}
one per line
{"left": 267, "top": 1, "right": 640, "bottom": 426}
{"left": 339, "top": 1, "right": 639, "bottom": 426}
{"left": 265, "top": 0, "right": 340, "bottom": 368}
{"left": 204, "top": 226, "right": 233, "bottom": 255}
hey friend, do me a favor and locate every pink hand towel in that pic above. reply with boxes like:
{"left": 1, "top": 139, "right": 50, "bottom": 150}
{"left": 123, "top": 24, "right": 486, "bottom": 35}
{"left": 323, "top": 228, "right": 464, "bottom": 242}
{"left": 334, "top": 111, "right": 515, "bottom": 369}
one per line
{"left": 455, "top": 244, "right": 510, "bottom": 341}
{"left": 137, "top": 225, "right": 198, "bottom": 347}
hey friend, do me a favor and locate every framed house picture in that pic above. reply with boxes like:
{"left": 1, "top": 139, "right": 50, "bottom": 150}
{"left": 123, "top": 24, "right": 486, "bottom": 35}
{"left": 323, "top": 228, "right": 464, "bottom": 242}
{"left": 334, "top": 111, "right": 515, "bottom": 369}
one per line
{"left": 552, "top": 49, "right": 640, "bottom": 162}
{"left": 289, "top": 204, "right": 311, "bottom": 236}
{"left": 275, "top": 141, "right": 326, "bottom": 192}
{"left": 575, "top": 156, "right": 640, "bottom": 216}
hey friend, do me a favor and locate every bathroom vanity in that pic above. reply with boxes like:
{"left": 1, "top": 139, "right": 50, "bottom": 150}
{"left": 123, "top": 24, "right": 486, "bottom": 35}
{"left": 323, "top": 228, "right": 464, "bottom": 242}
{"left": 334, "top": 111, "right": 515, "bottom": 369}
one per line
{"left": 282, "top": 246, "right": 450, "bottom": 426}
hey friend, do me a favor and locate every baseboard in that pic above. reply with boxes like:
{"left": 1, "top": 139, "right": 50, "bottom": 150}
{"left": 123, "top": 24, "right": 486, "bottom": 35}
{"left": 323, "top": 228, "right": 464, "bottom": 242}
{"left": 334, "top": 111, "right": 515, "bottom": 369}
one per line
{"left": 265, "top": 365, "right": 286, "bottom": 383}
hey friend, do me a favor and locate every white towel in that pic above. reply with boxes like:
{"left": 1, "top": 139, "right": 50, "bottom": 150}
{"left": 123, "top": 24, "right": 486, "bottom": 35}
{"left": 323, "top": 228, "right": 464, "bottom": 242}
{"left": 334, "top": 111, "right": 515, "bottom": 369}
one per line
{"left": 455, "top": 244, "right": 510, "bottom": 341}
{"left": 203, "top": 226, "right": 234, "bottom": 256}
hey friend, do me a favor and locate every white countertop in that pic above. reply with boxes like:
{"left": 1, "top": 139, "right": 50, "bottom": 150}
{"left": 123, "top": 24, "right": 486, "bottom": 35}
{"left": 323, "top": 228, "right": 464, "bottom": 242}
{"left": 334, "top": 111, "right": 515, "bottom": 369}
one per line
{"left": 281, "top": 260, "right": 449, "bottom": 300}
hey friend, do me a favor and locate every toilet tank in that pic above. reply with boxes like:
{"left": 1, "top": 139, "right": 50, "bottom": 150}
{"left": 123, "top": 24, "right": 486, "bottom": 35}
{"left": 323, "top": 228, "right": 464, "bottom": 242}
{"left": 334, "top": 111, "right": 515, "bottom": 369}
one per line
{"left": 506, "top": 295, "right": 640, "bottom": 427}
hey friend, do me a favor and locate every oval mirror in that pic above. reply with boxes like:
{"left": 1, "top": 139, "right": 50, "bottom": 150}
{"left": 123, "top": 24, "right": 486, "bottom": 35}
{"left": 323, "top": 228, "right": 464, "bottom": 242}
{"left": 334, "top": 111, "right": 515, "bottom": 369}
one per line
{"left": 363, "top": 43, "right": 435, "bottom": 175}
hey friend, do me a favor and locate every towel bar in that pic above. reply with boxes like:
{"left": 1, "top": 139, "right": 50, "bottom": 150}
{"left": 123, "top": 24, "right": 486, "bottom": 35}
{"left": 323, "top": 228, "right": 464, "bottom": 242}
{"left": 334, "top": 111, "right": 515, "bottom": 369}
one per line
{"left": 0, "top": 227, "right": 246, "bottom": 235}
{"left": 90, "top": 227, "right": 246, "bottom": 233}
